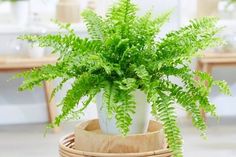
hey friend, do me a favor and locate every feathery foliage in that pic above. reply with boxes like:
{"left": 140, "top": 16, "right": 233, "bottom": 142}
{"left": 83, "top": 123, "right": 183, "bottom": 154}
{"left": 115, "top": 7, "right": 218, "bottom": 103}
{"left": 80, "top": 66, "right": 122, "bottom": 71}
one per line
{"left": 17, "top": 0, "right": 230, "bottom": 156}
{"left": 228, "top": 0, "right": 236, "bottom": 5}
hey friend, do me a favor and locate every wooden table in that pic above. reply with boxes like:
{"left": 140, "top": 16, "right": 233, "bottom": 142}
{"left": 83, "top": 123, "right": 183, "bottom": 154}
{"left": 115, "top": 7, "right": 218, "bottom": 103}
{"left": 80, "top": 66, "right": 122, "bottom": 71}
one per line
{"left": 196, "top": 52, "right": 236, "bottom": 120}
{"left": 0, "top": 56, "right": 59, "bottom": 132}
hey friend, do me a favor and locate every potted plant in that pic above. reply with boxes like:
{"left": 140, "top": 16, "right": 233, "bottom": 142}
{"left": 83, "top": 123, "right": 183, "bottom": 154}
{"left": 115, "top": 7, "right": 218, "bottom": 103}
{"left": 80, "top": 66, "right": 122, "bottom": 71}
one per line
{"left": 0, "top": 0, "right": 29, "bottom": 25}
{"left": 17, "top": 0, "right": 231, "bottom": 156}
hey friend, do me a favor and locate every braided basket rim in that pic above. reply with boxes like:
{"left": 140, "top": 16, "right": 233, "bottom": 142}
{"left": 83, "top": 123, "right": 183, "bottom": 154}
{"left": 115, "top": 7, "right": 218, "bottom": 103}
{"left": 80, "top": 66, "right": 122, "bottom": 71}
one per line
{"left": 59, "top": 133, "right": 172, "bottom": 157}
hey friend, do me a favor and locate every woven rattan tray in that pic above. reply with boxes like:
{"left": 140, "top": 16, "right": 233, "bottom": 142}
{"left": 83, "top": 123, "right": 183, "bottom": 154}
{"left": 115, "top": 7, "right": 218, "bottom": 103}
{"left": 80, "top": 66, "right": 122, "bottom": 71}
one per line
{"left": 59, "top": 133, "right": 172, "bottom": 157}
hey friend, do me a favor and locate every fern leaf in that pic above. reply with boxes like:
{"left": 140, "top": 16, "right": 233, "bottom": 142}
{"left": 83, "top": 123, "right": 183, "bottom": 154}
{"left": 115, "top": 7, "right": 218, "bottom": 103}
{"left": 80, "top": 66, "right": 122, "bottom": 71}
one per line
{"left": 51, "top": 19, "right": 75, "bottom": 33}
{"left": 108, "top": 0, "right": 137, "bottom": 37}
{"left": 103, "top": 82, "right": 117, "bottom": 118}
{"left": 213, "top": 80, "right": 231, "bottom": 95}
{"left": 114, "top": 90, "right": 136, "bottom": 135}
{"left": 17, "top": 63, "right": 67, "bottom": 91}
{"left": 151, "top": 92, "right": 183, "bottom": 157}
{"left": 156, "top": 17, "right": 222, "bottom": 67}
{"left": 169, "top": 83, "right": 207, "bottom": 132}
{"left": 81, "top": 9, "right": 107, "bottom": 40}
{"left": 53, "top": 73, "right": 101, "bottom": 126}
{"left": 50, "top": 78, "right": 69, "bottom": 102}
{"left": 133, "top": 10, "right": 171, "bottom": 45}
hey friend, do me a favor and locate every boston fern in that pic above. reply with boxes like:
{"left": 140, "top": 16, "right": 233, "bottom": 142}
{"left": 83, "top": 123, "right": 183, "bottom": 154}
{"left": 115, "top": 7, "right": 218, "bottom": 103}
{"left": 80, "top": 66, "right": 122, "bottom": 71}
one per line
{"left": 17, "top": 0, "right": 230, "bottom": 156}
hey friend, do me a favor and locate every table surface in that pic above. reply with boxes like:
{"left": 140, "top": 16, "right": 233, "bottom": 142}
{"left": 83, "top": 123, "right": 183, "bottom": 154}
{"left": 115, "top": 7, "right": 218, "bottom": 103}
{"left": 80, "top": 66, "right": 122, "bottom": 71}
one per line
{"left": 200, "top": 52, "right": 236, "bottom": 64}
{"left": 0, "top": 55, "right": 57, "bottom": 70}
{"left": 0, "top": 52, "right": 235, "bottom": 69}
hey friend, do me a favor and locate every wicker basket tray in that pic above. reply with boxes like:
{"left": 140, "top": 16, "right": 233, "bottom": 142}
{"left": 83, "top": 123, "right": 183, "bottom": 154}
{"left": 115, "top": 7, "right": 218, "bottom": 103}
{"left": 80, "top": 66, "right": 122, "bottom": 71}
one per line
{"left": 59, "top": 133, "right": 172, "bottom": 157}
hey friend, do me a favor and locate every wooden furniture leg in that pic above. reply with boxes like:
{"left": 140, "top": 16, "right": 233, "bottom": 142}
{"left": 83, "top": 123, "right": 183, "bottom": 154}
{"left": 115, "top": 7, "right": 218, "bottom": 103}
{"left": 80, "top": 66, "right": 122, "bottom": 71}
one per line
{"left": 193, "top": 60, "right": 205, "bottom": 120}
{"left": 200, "top": 63, "right": 213, "bottom": 122}
{"left": 43, "top": 81, "right": 60, "bottom": 133}
{"left": 196, "top": 60, "right": 203, "bottom": 72}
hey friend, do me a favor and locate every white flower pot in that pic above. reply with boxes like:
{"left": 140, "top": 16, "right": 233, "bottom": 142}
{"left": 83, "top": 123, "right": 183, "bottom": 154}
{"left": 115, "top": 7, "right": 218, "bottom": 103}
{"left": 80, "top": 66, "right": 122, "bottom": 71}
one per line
{"left": 96, "top": 90, "right": 151, "bottom": 135}
{"left": 28, "top": 46, "right": 45, "bottom": 58}
{"left": 11, "top": 0, "right": 29, "bottom": 26}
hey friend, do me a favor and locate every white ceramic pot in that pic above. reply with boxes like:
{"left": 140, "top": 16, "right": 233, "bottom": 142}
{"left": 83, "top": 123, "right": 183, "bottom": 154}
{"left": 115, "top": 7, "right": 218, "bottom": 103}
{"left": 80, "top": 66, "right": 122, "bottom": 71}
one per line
{"left": 28, "top": 45, "right": 45, "bottom": 58}
{"left": 96, "top": 90, "right": 151, "bottom": 135}
{"left": 11, "top": 0, "right": 29, "bottom": 26}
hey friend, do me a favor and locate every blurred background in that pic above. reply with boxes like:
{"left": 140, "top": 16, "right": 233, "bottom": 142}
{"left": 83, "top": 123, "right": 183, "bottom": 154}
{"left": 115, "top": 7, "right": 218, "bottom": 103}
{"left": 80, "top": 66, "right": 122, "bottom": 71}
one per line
{"left": 0, "top": 0, "right": 235, "bottom": 157}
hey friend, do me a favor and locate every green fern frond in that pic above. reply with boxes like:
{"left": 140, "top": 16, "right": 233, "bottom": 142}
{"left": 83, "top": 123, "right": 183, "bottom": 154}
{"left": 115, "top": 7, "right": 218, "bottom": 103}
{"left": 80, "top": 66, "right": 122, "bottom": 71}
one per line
{"left": 103, "top": 82, "right": 117, "bottom": 118}
{"left": 117, "top": 78, "right": 138, "bottom": 91}
{"left": 164, "top": 67, "right": 218, "bottom": 118}
{"left": 195, "top": 71, "right": 214, "bottom": 89}
{"left": 153, "top": 10, "right": 172, "bottom": 30}
{"left": 53, "top": 73, "right": 102, "bottom": 126}
{"left": 169, "top": 83, "right": 207, "bottom": 133}
{"left": 156, "top": 17, "right": 222, "bottom": 67}
{"left": 81, "top": 9, "right": 107, "bottom": 40}
{"left": 19, "top": 34, "right": 103, "bottom": 62}
{"left": 108, "top": 0, "right": 137, "bottom": 37}
{"left": 51, "top": 19, "right": 75, "bottom": 34}
{"left": 19, "top": 34, "right": 81, "bottom": 58}
{"left": 50, "top": 78, "right": 69, "bottom": 102}
{"left": 114, "top": 90, "right": 136, "bottom": 135}
{"left": 148, "top": 79, "right": 207, "bottom": 136}
{"left": 133, "top": 10, "right": 171, "bottom": 45}
{"left": 213, "top": 80, "right": 231, "bottom": 95}
{"left": 17, "top": 63, "right": 67, "bottom": 91}
{"left": 151, "top": 92, "right": 183, "bottom": 157}
{"left": 134, "top": 65, "right": 150, "bottom": 83}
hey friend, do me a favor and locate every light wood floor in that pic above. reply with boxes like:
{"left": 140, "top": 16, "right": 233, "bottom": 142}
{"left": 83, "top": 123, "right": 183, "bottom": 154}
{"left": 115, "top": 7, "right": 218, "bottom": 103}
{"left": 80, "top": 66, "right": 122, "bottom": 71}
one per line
{"left": 0, "top": 117, "right": 236, "bottom": 157}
